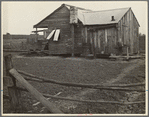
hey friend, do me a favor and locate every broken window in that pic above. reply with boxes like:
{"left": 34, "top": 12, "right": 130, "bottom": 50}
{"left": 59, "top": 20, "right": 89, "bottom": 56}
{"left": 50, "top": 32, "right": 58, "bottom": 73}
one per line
{"left": 53, "top": 29, "right": 60, "bottom": 41}
{"left": 46, "top": 30, "right": 56, "bottom": 40}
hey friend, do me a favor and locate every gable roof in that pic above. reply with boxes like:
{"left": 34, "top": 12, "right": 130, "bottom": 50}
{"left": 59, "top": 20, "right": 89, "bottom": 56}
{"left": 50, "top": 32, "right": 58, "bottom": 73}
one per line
{"left": 34, "top": 4, "right": 65, "bottom": 28}
{"left": 34, "top": 4, "right": 140, "bottom": 28}
{"left": 33, "top": 4, "right": 90, "bottom": 28}
{"left": 78, "top": 7, "right": 130, "bottom": 25}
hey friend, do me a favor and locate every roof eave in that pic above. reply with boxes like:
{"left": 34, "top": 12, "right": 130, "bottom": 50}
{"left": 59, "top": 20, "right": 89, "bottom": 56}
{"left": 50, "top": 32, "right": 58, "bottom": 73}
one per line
{"left": 84, "top": 23, "right": 117, "bottom": 26}
{"left": 130, "top": 8, "right": 140, "bottom": 27}
{"left": 117, "top": 7, "right": 140, "bottom": 27}
{"left": 117, "top": 7, "right": 131, "bottom": 25}
{"left": 33, "top": 4, "right": 65, "bottom": 28}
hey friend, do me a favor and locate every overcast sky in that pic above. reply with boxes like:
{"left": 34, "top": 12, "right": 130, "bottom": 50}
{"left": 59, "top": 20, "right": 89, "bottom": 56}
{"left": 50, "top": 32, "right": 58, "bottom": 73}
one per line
{"left": 2, "top": 1, "right": 147, "bottom": 35}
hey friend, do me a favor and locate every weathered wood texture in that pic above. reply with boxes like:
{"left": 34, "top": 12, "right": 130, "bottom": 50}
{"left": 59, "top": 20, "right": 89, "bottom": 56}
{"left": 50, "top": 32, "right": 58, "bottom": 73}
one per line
{"left": 70, "top": 6, "right": 78, "bottom": 24}
{"left": 9, "top": 68, "right": 63, "bottom": 113}
{"left": 71, "top": 24, "right": 75, "bottom": 56}
{"left": 45, "top": 6, "right": 84, "bottom": 55}
{"left": 87, "top": 28, "right": 117, "bottom": 55}
{"left": 4, "top": 54, "right": 16, "bottom": 86}
{"left": 36, "top": 7, "right": 139, "bottom": 55}
{"left": 46, "top": 6, "right": 71, "bottom": 54}
{"left": 5, "top": 54, "right": 13, "bottom": 76}
{"left": 74, "top": 24, "right": 83, "bottom": 54}
{"left": 8, "top": 86, "right": 22, "bottom": 112}
{"left": 5, "top": 55, "right": 22, "bottom": 111}
{"left": 85, "top": 9, "right": 139, "bottom": 55}
{"left": 117, "top": 9, "right": 139, "bottom": 54}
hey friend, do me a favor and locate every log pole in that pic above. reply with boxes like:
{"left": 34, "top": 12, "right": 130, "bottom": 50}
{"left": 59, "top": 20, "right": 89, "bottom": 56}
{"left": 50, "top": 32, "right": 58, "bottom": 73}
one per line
{"left": 9, "top": 68, "right": 63, "bottom": 113}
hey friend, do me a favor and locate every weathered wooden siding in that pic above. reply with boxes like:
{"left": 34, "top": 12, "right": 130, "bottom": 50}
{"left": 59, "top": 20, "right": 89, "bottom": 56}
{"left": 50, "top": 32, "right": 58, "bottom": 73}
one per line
{"left": 118, "top": 8, "right": 139, "bottom": 54}
{"left": 106, "top": 28, "right": 117, "bottom": 54}
{"left": 82, "top": 8, "right": 139, "bottom": 56}
{"left": 45, "top": 6, "right": 71, "bottom": 54}
{"left": 87, "top": 27, "right": 117, "bottom": 55}
{"left": 74, "top": 24, "right": 83, "bottom": 54}
{"left": 41, "top": 6, "right": 139, "bottom": 55}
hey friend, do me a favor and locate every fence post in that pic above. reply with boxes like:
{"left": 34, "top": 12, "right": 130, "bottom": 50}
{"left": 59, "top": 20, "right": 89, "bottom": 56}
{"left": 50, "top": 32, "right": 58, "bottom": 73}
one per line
{"left": 5, "top": 54, "right": 15, "bottom": 85}
{"left": 4, "top": 54, "right": 22, "bottom": 112}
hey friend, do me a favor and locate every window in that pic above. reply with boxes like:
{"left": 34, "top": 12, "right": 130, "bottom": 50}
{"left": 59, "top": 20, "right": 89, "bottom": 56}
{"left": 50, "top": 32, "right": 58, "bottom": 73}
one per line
{"left": 46, "top": 30, "right": 56, "bottom": 40}
{"left": 53, "top": 29, "right": 60, "bottom": 41}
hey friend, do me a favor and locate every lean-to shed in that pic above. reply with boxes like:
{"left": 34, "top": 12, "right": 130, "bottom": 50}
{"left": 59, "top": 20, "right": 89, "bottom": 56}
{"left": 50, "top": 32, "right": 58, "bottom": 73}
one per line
{"left": 33, "top": 4, "right": 140, "bottom": 56}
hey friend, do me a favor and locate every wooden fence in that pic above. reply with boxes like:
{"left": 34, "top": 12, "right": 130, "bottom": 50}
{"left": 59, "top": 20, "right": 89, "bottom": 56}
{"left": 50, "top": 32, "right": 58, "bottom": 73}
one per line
{"left": 3, "top": 54, "right": 145, "bottom": 113}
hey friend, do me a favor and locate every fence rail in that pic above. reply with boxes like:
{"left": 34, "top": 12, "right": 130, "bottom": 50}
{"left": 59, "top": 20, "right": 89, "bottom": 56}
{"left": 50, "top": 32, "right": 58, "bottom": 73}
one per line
{"left": 3, "top": 49, "right": 28, "bottom": 52}
{"left": 21, "top": 76, "right": 145, "bottom": 92}
{"left": 17, "top": 70, "right": 145, "bottom": 91}
{"left": 4, "top": 54, "right": 145, "bottom": 114}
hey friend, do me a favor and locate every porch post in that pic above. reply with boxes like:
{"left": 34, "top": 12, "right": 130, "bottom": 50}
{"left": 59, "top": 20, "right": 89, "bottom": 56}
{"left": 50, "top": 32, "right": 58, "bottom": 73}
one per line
{"left": 35, "top": 28, "right": 38, "bottom": 42}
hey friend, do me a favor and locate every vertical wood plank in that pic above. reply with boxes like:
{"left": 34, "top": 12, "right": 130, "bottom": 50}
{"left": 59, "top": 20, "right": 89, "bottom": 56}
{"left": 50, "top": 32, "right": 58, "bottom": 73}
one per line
{"left": 106, "top": 28, "right": 109, "bottom": 54}
{"left": 130, "top": 10, "right": 133, "bottom": 54}
{"left": 85, "top": 27, "right": 88, "bottom": 43}
{"left": 126, "top": 12, "right": 129, "bottom": 45}
{"left": 113, "top": 28, "right": 116, "bottom": 53}
{"left": 108, "top": 28, "right": 112, "bottom": 54}
{"left": 132, "top": 11, "right": 134, "bottom": 53}
{"left": 122, "top": 18, "right": 124, "bottom": 44}
{"left": 105, "top": 29, "right": 107, "bottom": 52}
{"left": 97, "top": 30, "right": 101, "bottom": 52}
{"left": 103, "top": 29, "right": 105, "bottom": 53}
{"left": 137, "top": 27, "right": 139, "bottom": 53}
{"left": 82, "top": 26, "right": 87, "bottom": 56}
{"left": 82, "top": 27, "right": 85, "bottom": 43}
{"left": 71, "top": 24, "right": 75, "bottom": 56}
{"left": 115, "top": 27, "right": 118, "bottom": 55}
{"left": 123, "top": 14, "right": 126, "bottom": 45}
{"left": 90, "top": 31, "right": 93, "bottom": 54}
{"left": 114, "top": 28, "right": 117, "bottom": 46}
{"left": 111, "top": 28, "right": 114, "bottom": 54}
{"left": 94, "top": 31, "right": 97, "bottom": 48}
{"left": 119, "top": 19, "right": 123, "bottom": 40}
{"left": 117, "top": 23, "right": 120, "bottom": 44}
{"left": 81, "top": 26, "right": 85, "bottom": 55}
{"left": 128, "top": 9, "right": 130, "bottom": 48}
{"left": 91, "top": 31, "right": 95, "bottom": 56}
{"left": 93, "top": 31, "right": 97, "bottom": 55}
{"left": 129, "top": 10, "right": 132, "bottom": 54}
{"left": 96, "top": 31, "right": 99, "bottom": 53}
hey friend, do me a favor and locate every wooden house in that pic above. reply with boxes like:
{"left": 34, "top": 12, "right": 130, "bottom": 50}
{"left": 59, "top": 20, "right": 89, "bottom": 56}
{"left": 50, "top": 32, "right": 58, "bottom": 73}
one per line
{"left": 33, "top": 4, "right": 140, "bottom": 56}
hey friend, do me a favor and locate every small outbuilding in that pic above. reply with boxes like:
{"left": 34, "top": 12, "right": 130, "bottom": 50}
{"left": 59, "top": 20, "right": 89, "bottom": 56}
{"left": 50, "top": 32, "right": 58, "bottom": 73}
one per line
{"left": 33, "top": 4, "right": 140, "bottom": 56}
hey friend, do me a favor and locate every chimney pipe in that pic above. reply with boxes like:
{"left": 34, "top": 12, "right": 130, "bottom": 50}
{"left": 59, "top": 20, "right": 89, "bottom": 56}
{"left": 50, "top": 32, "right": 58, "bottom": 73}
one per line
{"left": 111, "top": 16, "right": 115, "bottom": 21}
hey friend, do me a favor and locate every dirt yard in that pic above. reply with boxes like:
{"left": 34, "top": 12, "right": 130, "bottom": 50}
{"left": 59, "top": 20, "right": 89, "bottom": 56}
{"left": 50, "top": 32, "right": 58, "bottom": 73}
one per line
{"left": 3, "top": 53, "right": 146, "bottom": 114}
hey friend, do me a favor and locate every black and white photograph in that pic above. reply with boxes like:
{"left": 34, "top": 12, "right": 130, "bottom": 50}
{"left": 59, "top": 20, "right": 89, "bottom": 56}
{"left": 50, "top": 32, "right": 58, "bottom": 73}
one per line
{"left": 2, "top": 1, "right": 148, "bottom": 116}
